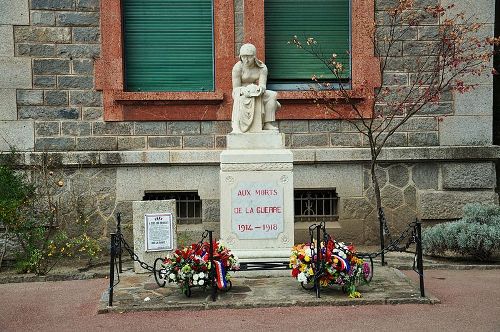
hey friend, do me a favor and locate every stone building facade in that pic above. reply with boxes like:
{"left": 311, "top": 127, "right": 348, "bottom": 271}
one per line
{"left": 0, "top": 0, "right": 498, "bottom": 251}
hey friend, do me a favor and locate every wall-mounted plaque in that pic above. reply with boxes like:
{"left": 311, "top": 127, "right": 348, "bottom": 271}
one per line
{"left": 144, "top": 213, "right": 173, "bottom": 252}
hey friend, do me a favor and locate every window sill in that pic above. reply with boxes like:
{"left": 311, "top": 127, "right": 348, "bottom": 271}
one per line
{"left": 112, "top": 91, "right": 225, "bottom": 105}
{"left": 277, "top": 90, "right": 366, "bottom": 104}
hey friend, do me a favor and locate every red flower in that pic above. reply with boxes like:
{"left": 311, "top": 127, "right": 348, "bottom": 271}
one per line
{"left": 292, "top": 268, "right": 300, "bottom": 277}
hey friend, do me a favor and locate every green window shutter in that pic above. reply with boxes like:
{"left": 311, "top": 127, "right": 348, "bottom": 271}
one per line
{"left": 264, "top": 0, "right": 351, "bottom": 82}
{"left": 122, "top": 0, "right": 214, "bottom": 92}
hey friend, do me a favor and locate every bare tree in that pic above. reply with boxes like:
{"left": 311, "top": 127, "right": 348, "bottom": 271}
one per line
{"left": 291, "top": 1, "right": 499, "bottom": 248}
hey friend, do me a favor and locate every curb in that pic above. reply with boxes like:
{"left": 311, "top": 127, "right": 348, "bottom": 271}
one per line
{"left": 98, "top": 294, "right": 440, "bottom": 314}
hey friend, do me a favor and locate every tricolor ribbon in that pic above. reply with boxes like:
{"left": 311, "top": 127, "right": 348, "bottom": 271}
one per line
{"left": 214, "top": 260, "right": 227, "bottom": 289}
{"left": 333, "top": 255, "right": 350, "bottom": 272}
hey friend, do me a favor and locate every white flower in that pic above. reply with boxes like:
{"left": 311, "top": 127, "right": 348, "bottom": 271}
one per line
{"left": 193, "top": 274, "right": 199, "bottom": 281}
{"left": 169, "top": 273, "right": 176, "bottom": 280}
{"left": 297, "top": 272, "right": 308, "bottom": 283}
{"left": 198, "top": 279, "right": 204, "bottom": 286}
{"left": 198, "top": 272, "right": 205, "bottom": 279}
{"left": 193, "top": 280, "right": 198, "bottom": 285}
{"left": 144, "top": 297, "right": 151, "bottom": 302}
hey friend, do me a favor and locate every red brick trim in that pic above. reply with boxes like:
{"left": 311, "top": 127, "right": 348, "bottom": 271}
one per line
{"left": 96, "top": 0, "right": 235, "bottom": 121}
{"left": 97, "top": 0, "right": 379, "bottom": 121}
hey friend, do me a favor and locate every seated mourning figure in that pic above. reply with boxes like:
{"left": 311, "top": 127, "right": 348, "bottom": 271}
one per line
{"left": 231, "top": 43, "right": 281, "bottom": 133}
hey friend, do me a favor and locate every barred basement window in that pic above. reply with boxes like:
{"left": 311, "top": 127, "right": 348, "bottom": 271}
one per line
{"left": 294, "top": 189, "right": 339, "bottom": 222}
{"left": 143, "top": 191, "right": 202, "bottom": 224}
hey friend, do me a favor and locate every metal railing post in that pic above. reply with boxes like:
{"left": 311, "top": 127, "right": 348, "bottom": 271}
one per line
{"left": 415, "top": 220, "right": 425, "bottom": 297}
{"left": 116, "top": 213, "right": 122, "bottom": 273}
{"left": 379, "top": 208, "right": 385, "bottom": 266}
{"left": 208, "top": 230, "right": 217, "bottom": 302}
{"left": 315, "top": 224, "right": 321, "bottom": 299}
{"left": 108, "top": 232, "right": 116, "bottom": 307}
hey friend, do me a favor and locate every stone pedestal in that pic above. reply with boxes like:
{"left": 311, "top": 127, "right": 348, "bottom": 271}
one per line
{"left": 132, "top": 200, "right": 177, "bottom": 273}
{"left": 220, "top": 131, "right": 294, "bottom": 262}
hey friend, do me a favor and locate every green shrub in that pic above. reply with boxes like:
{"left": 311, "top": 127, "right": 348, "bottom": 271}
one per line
{"left": 0, "top": 153, "right": 101, "bottom": 275}
{"left": 422, "top": 203, "right": 500, "bottom": 261}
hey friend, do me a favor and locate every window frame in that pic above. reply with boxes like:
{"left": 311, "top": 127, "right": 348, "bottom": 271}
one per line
{"left": 96, "top": 0, "right": 234, "bottom": 121}
{"left": 245, "top": 0, "right": 380, "bottom": 120}
{"left": 96, "top": 0, "right": 379, "bottom": 121}
{"left": 264, "top": 0, "right": 353, "bottom": 91}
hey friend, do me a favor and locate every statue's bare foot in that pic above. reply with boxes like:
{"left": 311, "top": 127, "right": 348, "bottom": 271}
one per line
{"left": 263, "top": 123, "right": 278, "bottom": 130}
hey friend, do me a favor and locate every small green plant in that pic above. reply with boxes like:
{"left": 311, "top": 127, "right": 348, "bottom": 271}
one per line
{"left": 422, "top": 203, "right": 500, "bottom": 261}
{"left": 0, "top": 152, "right": 101, "bottom": 275}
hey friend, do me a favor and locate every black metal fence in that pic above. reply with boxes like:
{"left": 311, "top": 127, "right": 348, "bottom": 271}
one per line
{"left": 107, "top": 211, "right": 426, "bottom": 306}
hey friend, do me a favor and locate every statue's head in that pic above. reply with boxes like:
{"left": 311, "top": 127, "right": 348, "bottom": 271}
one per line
{"left": 239, "top": 43, "right": 264, "bottom": 68}
{"left": 239, "top": 43, "right": 257, "bottom": 57}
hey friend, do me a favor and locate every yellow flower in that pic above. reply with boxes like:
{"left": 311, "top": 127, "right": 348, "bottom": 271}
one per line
{"left": 348, "top": 291, "right": 362, "bottom": 298}
{"left": 308, "top": 268, "right": 314, "bottom": 276}
{"left": 304, "top": 255, "right": 311, "bottom": 263}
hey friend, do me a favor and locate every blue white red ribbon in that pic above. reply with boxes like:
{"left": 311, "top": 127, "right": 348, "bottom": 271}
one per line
{"left": 214, "top": 260, "right": 227, "bottom": 289}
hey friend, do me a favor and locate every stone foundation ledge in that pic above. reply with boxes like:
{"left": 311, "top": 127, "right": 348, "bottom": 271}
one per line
{"left": 2, "top": 146, "right": 499, "bottom": 167}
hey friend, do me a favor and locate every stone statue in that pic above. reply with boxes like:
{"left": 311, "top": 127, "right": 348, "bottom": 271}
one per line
{"left": 231, "top": 43, "right": 281, "bottom": 133}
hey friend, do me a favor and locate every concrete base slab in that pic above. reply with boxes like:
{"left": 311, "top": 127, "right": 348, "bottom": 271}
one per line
{"left": 98, "top": 266, "right": 440, "bottom": 313}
